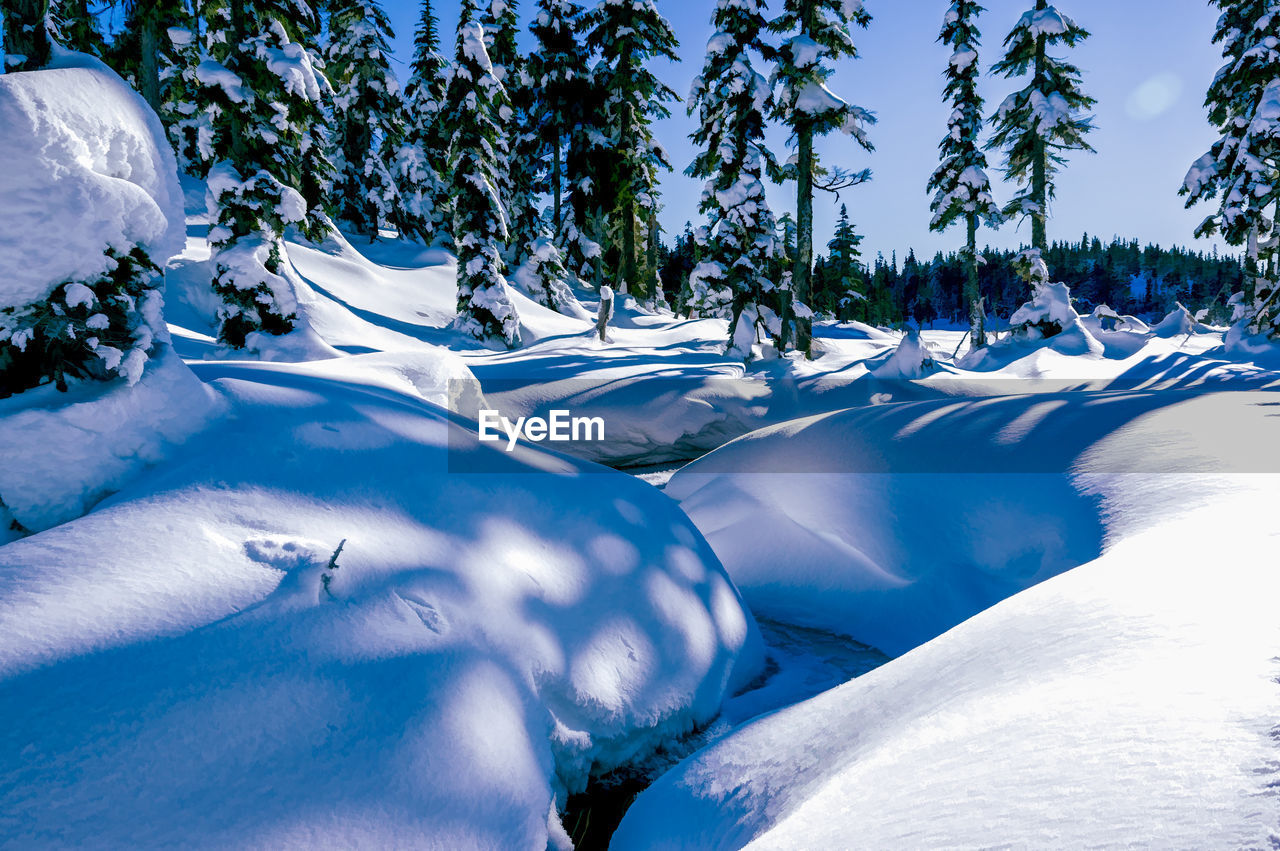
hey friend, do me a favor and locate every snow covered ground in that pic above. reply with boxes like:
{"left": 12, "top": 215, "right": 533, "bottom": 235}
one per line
{"left": 6, "top": 101, "right": 1280, "bottom": 846}
{"left": 614, "top": 459, "right": 1280, "bottom": 849}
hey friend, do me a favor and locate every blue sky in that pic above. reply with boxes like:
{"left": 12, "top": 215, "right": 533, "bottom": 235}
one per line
{"left": 384, "top": 1, "right": 1227, "bottom": 261}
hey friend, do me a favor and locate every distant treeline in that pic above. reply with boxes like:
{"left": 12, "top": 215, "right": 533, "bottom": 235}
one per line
{"left": 659, "top": 227, "right": 1245, "bottom": 328}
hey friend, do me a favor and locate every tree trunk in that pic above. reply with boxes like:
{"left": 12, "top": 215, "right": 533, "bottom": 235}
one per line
{"left": 1031, "top": 0, "right": 1048, "bottom": 254}
{"left": 3, "top": 0, "right": 51, "bottom": 71}
{"left": 552, "top": 135, "right": 562, "bottom": 235}
{"left": 966, "top": 213, "right": 986, "bottom": 350}
{"left": 228, "top": 0, "right": 249, "bottom": 173}
{"left": 646, "top": 209, "right": 659, "bottom": 301}
{"left": 795, "top": 127, "right": 815, "bottom": 356}
{"left": 139, "top": 13, "right": 162, "bottom": 114}
{"left": 1246, "top": 225, "right": 1260, "bottom": 306}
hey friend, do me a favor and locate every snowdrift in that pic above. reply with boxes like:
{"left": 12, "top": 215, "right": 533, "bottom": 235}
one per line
{"left": 665, "top": 389, "right": 1280, "bottom": 656}
{"left": 0, "top": 354, "right": 764, "bottom": 848}
{"left": 616, "top": 394, "right": 1280, "bottom": 849}
{"left": 0, "top": 52, "right": 184, "bottom": 310}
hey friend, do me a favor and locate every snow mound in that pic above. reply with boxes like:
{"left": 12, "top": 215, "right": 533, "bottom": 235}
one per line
{"left": 1153, "top": 302, "right": 1215, "bottom": 338}
{"left": 615, "top": 466, "right": 1280, "bottom": 850}
{"left": 663, "top": 389, "right": 1280, "bottom": 656}
{"left": 0, "top": 358, "right": 764, "bottom": 848}
{"left": 870, "top": 330, "right": 939, "bottom": 378}
{"left": 0, "top": 53, "right": 185, "bottom": 309}
{"left": 0, "top": 347, "right": 221, "bottom": 538}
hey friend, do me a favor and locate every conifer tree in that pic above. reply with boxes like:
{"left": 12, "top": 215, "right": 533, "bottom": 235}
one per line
{"left": 530, "top": 0, "right": 588, "bottom": 238}
{"left": 827, "top": 204, "right": 865, "bottom": 314}
{"left": 396, "top": 0, "right": 451, "bottom": 244}
{"left": 477, "top": 0, "right": 538, "bottom": 264}
{"left": 584, "top": 0, "right": 679, "bottom": 295}
{"left": 49, "top": 0, "right": 105, "bottom": 57}
{"left": 988, "top": 1, "right": 1094, "bottom": 265}
{"left": 688, "top": 0, "right": 782, "bottom": 360}
{"left": 325, "top": 0, "right": 405, "bottom": 239}
{"left": 929, "top": 0, "right": 1002, "bottom": 350}
{"left": 444, "top": 16, "right": 521, "bottom": 347}
{"left": 770, "top": 0, "right": 875, "bottom": 355}
{"left": 198, "top": 0, "right": 332, "bottom": 346}
{"left": 3, "top": 0, "right": 51, "bottom": 71}
{"left": 1182, "top": 1, "right": 1280, "bottom": 338}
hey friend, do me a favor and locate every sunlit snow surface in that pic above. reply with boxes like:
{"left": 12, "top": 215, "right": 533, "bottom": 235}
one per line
{"left": 5, "top": 86, "right": 1280, "bottom": 846}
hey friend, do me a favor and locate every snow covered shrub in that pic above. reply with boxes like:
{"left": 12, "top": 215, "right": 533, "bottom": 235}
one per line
{"left": 1, "top": 249, "right": 162, "bottom": 396}
{"left": 513, "top": 237, "right": 577, "bottom": 313}
{"left": 0, "top": 58, "right": 185, "bottom": 397}
{"left": 1010, "top": 280, "right": 1076, "bottom": 339}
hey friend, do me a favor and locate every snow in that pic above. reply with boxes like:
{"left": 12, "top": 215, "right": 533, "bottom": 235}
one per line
{"left": 0, "top": 347, "right": 221, "bottom": 538}
{"left": 0, "top": 53, "right": 185, "bottom": 309}
{"left": 6, "top": 55, "right": 1280, "bottom": 848}
{"left": 615, "top": 392, "right": 1280, "bottom": 849}
{"left": 0, "top": 349, "right": 765, "bottom": 848}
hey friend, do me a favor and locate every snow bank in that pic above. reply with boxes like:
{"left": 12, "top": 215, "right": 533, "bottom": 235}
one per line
{"left": 616, "top": 392, "right": 1280, "bottom": 849}
{"left": 663, "top": 389, "right": 1280, "bottom": 656}
{"left": 0, "top": 53, "right": 185, "bottom": 309}
{"left": 615, "top": 469, "right": 1280, "bottom": 849}
{"left": 0, "top": 347, "right": 221, "bottom": 538}
{"left": 0, "top": 357, "right": 764, "bottom": 848}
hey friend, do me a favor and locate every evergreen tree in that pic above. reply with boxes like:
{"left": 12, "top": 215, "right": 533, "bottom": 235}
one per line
{"left": 584, "top": 0, "right": 679, "bottom": 295}
{"left": 396, "top": 0, "right": 451, "bottom": 244}
{"left": 198, "top": 0, "right": 333, "bottom": 346}
{"left": 687, "top": 0, "right": 782, "bottom": 359}
{"left": 770, "top": 0, "right": 875, "bottom": 354}
{"left": 530, "top": 0, "right": 588, "bottom": 238}
{"left": 101, "top": 0, "right": 188, "bottom": 120}
{"left": 1182, "top": 1, "right": 1280, "bottom": 338}
{"left": 325, "top": 0, "right": 405, "bottom": 239}
{"left": 3, "top": 0, "right": 51, "bottom": 71}
{"left": 49, "top": 0, "right": 105, "bottom": 56}
{"left": 827, "top": 203, "right": 865, "bottom": 319}
{"left": 444, "top": 16, "right": 521, "bottom": 347}
{"left": 477, "top": 0, "right": 537, "bottom": 264}
{"left": 929, "top": 0, "right": 1002, "bottom": 350}
{"left": 988, "top": 1, "right": 1094, "bottom": 262}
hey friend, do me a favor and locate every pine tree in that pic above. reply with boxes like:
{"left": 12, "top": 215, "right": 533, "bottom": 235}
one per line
{"left": 486, "top": 1, "right": 543, "bottom": 266}
{"left": 688, "top": 0, "right": 782, "bottom": 360}
{"left": 396, "top": 0, "right": 451, "bottom": 244}
{"left": 770, "top": 0, "right": 875, "bottom": 355}
{"left": 198, "top": 0, "right": 333, "bottom": 347}
{"left": 325, "top": 0, "right": 405, "bottom": 240}
{"left": 444, "top": 15, "right": 521, "bottom": 347}
{"left": 530, "top": 0, "right": 588, "bottom": 239}
{"left": 584, "top": 0, "right": 679, "bottom": 295}
{"left": 1182, "top": 1, "right": 1280, "bottom": 338}
{"left": 3, "top": 0, "right": 51, "bottom": 71}
{"left": 929, "top": 0, "right": 1003, "bottom": 351}
{"left": 827, "top": 203, "right": 865, "bottom": 318}
{"left": 49, "top": 0, "right": 105, "bottom": 56}
{"left": 988, "top": 1, "right": 1094, "bottom": 263}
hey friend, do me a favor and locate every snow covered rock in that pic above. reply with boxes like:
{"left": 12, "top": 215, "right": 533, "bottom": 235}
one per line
{"left": 0, "top": 358, "right": 764, "bottom": 847}
{"left": 0, "top": 52, "right": 186, "bottom": 394}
